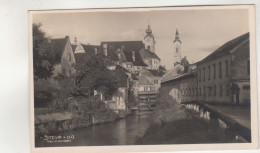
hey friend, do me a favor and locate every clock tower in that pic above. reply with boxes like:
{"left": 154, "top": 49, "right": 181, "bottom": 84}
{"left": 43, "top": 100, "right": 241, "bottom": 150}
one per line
{"left": 173, "top": 29, "right": 182, "bottom": 66}
{"left": 144, "top": 23, "right": 156, "bottom": 53}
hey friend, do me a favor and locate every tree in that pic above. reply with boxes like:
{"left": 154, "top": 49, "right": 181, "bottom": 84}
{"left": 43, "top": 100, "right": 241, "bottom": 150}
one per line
{"left": 33, "top": 23, "right": 55, "bottom": 81}
{"left": 73, "top": 54, "right": 118, "bottom": 98}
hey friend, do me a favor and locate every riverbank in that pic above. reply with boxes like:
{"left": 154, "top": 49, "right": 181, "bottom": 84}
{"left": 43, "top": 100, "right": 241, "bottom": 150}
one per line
{"left": 136, "top": 117, "right": 228, "bottom": 144}
{"left": 135, "top": 86, "right": 232, "bottom": 144}
{"left": 35, "top": 107, "right": 131, "bottom": 137}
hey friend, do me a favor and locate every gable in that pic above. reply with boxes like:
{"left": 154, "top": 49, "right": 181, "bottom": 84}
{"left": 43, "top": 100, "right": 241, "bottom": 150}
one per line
{"left": 61, "top": 38, "right": 76, "bottom": 65}
{"left": 74, "top": 43, "right": 85, "bottom": 53}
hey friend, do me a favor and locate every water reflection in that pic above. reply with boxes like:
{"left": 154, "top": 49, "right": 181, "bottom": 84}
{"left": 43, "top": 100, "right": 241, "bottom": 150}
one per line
{"left": 36, "top": 115, "right": 152, "bottom": 147}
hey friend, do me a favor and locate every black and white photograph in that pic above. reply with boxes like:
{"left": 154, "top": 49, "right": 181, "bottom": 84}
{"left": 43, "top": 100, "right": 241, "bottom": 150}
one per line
{"left": 29, "top": 5, "right": 258, "bottom": 152}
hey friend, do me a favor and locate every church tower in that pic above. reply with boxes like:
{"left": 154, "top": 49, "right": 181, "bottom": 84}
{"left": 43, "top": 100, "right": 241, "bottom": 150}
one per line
{"left": 173, "top": 29, "right": 182, "bottom": 66}
{"left": 144, "top": 22, "right": 156, "bottom": 53}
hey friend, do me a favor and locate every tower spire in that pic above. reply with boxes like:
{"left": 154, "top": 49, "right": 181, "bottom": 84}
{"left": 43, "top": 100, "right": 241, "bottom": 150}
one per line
{"left": 174, "top": 28, "right": 181, "bottom": 44}
{"left": 146, "top": 19, "right": 152, "bottom": 34}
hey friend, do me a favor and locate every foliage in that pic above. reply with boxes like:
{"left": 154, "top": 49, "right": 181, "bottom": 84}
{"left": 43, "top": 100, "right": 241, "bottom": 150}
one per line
{"left": 33, "top": 23, "right": 55, "bottom": 81}
{"left": 159, "top": 65, "right": 166, "bottom": 72}
{"left": 74, "top": 54, "right": 118, "bottom": 98}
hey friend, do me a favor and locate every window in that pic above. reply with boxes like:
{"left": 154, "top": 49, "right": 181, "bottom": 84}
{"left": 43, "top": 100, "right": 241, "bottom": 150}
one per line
{"left": 203, "top": 67, "right": 206, "bottom": 81}
{"left": 67, "top": 53, "right": 71, "bottom": 61}
{"left": 208, "top": 66, "right": 211, "bottom": 80}
{"left": 213, "top": 64, "right": 216, "bottom": 79}
{"left": 189, "top": 88, "right": 191, "bottom": 96}
{"left": 208, "top": 87, "right": 211, "bottom": 96}
{"left": 219, "top": 62, "right": 222, "bottom": 78}
{"left": 225, "top": 60, "right": 229, "bottom": 77}
{"left": 195, "top": 88, "right": 198, "bottom": 96}
{"left": 214, "top": 85, "right": 216, "bottom": 96}
{"left": 199, "top": 88, "right": 201, "bottom": 96}
{"left": 192, "top": 88, "right": 194, "bottom": 96}
{"left": 247, "top": 59, "right": 250, "bottom": 75}
{"left": 226, "top": 85, "right": 230, "bottom": 96}
{"left": 219, "top": 85, "right": 222, "bottom": 96}
{"left": 204, "top": 86, "right": 206, "bottom": 97}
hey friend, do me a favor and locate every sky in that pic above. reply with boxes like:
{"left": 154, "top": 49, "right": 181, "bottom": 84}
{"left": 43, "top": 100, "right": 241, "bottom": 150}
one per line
{"left": 32, "top": 7, "right": 249, "bottom": 69}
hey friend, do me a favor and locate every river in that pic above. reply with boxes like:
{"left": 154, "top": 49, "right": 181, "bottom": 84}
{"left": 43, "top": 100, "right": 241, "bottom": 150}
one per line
{"left": 36, "top": 114, "right": 153, "bottom": 147}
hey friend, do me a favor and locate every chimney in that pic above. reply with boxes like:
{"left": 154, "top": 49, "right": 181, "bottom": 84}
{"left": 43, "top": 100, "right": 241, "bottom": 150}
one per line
{"left": 103, "top": 43, "right": 107, "bottom": 56}
{"left": 132, "top": 51, "right": 136, "bottom": 62}
{"left": 95, "top": 48, "right": 98, "bottom": 55}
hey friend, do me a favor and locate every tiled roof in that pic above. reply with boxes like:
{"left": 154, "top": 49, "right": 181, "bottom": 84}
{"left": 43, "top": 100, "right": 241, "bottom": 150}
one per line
{"left": 123, "top": 50, "right": 147, "bottom": 66}
{"left": 50, "top": 36, "right": 69, "bottom": 64}
{"left": 198, "top": 32, "right": 249, "bottom": 63}
{"left": 74, "top": 53, "right": 91, "bottom": 64}
{"left": 139, "top": 48, "right": 161, "bottom": 61}
{"left": 116, "top": 65, "right": 138, "bottom": 80}
{"left": 81, "top": 44, "right": 100, "bottom": 55}
{"left": 100, "top": 41, "right": 145, "bottom": 61}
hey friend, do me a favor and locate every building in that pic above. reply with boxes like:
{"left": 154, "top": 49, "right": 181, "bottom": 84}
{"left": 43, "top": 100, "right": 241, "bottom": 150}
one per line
{"left": 139, "top": 48, "right": 161, "bottom": 70}
{"left": 144, "top": 24, "right": 156, "bottom": 53}
{"left": 50, "top": 36, "right": 75, "bottom": 77}
{"left": 173, "top": 29, "right": 182, "bottom": 66}
{"left": 197, "top": 32, "right": 250, "bottom": 105}
{"left": 161, "top": 62, "right": 197, "bottom": 103}
{"left": 99, "top": 41, "right": 147, "bottom": 73}
{"left": 137, "top": 68, "right": 164, "bottom": 94}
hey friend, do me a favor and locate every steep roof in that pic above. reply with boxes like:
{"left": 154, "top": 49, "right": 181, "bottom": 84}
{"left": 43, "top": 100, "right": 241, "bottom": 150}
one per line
{"left": 122, "top": 50, "right": 147, "bottom": 66}
{"left": 81, "top": 44, "right": 100, "bottom": 55}
{"left": 50, "top": 36, "right": 69, "bottom": 64}
{"left": 100, "top": 41, "right": 145, "bottom": 61}
{"left": 74, "top": 53, "right": 90, "bottom": 64}
{"left": 198, "top": 32, "right": 249, "bottom": 64}
{"left": 139, "top": 48, "right": 161, "bottom": 61}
